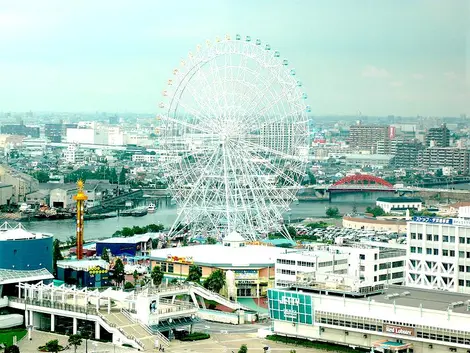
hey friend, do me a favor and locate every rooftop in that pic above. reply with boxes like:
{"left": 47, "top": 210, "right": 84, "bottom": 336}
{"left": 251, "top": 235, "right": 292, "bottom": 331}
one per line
{"left": 0, "top": 222, "right": 51, "bottom": 241}
{"left": 376, "top": 197, "right": 423, "bottom": 203}
{"left": 357, "top": 285, "right": 470, "bottom": 315}
{"left": 0, "top": 268, "right": 53, "bottom": 285}
{"left": 151, "top": 244, "right": 286, "bottom": 267}
{"left": 57, "top": 259, "right": 109, "bottom": 271}
{"left": 96, "top": 234, "right": 151, "bottom": 244}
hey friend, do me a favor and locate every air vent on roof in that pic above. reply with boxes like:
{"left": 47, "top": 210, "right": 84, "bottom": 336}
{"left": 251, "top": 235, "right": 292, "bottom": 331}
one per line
{"left": 401, "top": 291, "right": 411, "bottom": 296}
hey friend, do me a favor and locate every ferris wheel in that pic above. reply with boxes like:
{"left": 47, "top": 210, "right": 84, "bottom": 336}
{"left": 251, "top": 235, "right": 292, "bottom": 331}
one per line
{"left": 157, "top": 34, "right": 310, "bottom": 241}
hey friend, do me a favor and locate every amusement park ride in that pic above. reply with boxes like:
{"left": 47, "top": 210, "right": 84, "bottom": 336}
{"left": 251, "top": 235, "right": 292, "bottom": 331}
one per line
{"left": 73, "top": 179, "right": 88, "bottom": 260}
{"left": 157, "top": 34, "right": 310, "bottom": 241}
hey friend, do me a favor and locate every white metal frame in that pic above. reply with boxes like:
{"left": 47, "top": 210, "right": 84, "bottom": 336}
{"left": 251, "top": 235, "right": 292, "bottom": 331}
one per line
{"left": 157, "top": 34, "right": 310, "bottom": 240}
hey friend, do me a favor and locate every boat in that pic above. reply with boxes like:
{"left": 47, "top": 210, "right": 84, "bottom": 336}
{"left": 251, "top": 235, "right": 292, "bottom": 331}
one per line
{"left": 147, "top": 203, "right": 156, "bottom": 213}
{"left": 131, "top": 207, "right": 148, "bottom": 217}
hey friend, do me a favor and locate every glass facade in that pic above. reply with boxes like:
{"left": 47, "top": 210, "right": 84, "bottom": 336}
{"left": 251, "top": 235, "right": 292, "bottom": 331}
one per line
{"left": 268, "top": 289, "right": 313, "bottom": 324}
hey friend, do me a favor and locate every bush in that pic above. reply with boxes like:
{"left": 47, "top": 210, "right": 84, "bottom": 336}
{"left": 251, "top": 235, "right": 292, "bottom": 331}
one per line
{"left": 124, "top": 281, "right": 134, "bottom": 290}
{"left": 179, "top": 332, "right": 210, "bottom": 341}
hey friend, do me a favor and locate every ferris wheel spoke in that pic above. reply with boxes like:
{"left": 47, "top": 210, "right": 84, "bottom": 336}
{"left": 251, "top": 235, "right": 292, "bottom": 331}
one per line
{"left": 237, "top": 138, "right": 306, "bottom": 165}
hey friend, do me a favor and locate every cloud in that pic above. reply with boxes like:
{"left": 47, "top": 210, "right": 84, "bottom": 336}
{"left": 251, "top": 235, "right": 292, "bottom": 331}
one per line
{"left": 362, "top": 65, "right": 391, "bottom": 79}
{"left": 411, "top": 73, "right": 424, "bottom": 80}
{"left": 389, "top": 81, "right": 404, "bottom": 87}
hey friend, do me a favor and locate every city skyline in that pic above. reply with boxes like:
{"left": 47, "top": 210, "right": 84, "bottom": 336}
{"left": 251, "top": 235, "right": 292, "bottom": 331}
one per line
{"left": 0, "top": 0, "right": 469, "bottom": 116}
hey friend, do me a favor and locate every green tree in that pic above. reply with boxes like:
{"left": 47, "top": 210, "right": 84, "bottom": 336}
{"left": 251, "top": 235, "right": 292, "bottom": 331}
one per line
{"left": 325, "top": 206, "right": 340, "bottom": 218}
{"left": 68, "top": 334, "right": 82, "bottom": 353}
{"left": 112, "top": 258, "right": 125, "bottom": 285}
{"left": 119, "top": 168, "right": 127, "bottom": 184}
{"left": 238, "top": 344, "right": 248, "bottom": 353}
{"left": 146, "top": 223, "right": 165, "bottom": 232}
{"left": 286, "top": 226, "right": 297, "bottom": 238}
{"left": 124, "top": 281, "right": 134, "bottom": 290}
{"left": 170, "top": 278, "right": 179, "bottom": 284}
{"left": 5, "top": 345, "right": 20, "bottom": 353}
{"left": 435, "top": 168, "right": 443, "bottom": 177}
{"left": 52, "top": 239, "right": 63, "bottom": 275}
{"left": 133, "top": 269, "right": 139, "bottom": 284}
{"left": 365, "top": 206, "right": 386, "bottom": 217}
{"left": 101, "top": 248, "right": 110, "bottom": 262}
{"left": 187, "top": 265, "right": 202, "bottom": 283}
{"left": 206, "top": 237, "right": 217, "bottom": 244}
{"left": 151, "top": 265, "right": 164, "bottom": 286}
{"left": 32, "top": 170, "right": 50, "bottom": 183}
{"left": 45, "top": 339, "right": 60, "bottom": 353}
{"left": 108, "top": 168, "right": 118, "bottom": 184}
{"left": 151, "top": 238, "right": 159, "bottom": 249}
{"left": 203, "top": 269, "right": 226, "bottom": 293}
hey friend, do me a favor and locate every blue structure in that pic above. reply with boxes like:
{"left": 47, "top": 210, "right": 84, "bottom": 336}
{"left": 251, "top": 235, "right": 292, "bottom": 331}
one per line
{"left": 96, "top": 234, "right": 151, "bottom": 257}
{"left": 56, "top": 260, "right": 111, "bottom": 288}
{"left": 0, "top": 224, "right": 53, "bottom": 273}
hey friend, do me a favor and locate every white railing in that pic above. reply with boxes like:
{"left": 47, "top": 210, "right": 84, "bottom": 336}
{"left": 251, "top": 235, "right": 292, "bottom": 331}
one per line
{"left": 190, "top": 282, "right": 249, "bottom": 311}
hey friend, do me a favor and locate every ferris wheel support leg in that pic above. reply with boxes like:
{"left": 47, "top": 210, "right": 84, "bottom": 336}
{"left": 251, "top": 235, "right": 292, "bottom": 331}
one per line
{"left": 281, "top": 223, "right": 293, "bottom": 242}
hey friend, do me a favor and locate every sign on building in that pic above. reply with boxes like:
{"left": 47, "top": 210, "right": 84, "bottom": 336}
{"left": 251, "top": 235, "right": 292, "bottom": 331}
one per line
{"left": 412, "top": 216, "right": 453, "bottom": 225}
{"left": 383, "top": 324, "right": 415, "bottom": 336}
{"left": 267, "top": 289, "right": 313, "bottom": 324}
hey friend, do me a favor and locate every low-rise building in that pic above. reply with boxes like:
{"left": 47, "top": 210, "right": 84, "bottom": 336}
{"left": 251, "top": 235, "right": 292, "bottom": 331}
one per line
{"left": 96, "top": 234, "right": 153, "bottom": 258}
{"left": 275, "top": 243, "right": 406, "bottom": 289}
{"left": 0, "top": 183, "right": 13, "bottom": 206}
{"left": 49, "top": 184, "right": 78, "bottom": 208}
{"left": 150, "top": 231, "right": 282, "bottom": 299}
{"left": 268, "top": 283, "right": 470, "bottom": 353}
{"left": 376, "top": 197, "right": 423, "bottom": 213}
{"left": 343, "top": 216, "right": 407, "bottom": 233}
{"left": 132, "top": 154, "right": 158, "bottom": 163}
{"left": 0, "top": 165, "right": 39, "bottom": 204}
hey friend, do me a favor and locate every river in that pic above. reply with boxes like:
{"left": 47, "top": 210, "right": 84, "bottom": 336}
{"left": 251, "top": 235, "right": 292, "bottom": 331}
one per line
{"left": 20, "top": 198, "right": 370, "bottom": 241}
{"left": 20, "top": 182, "right": 470, "bottom": 241}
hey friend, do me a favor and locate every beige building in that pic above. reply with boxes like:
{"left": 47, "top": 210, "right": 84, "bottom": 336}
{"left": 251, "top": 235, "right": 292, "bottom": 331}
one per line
{"left": 343, "top": 216, "right": 407, "bottom": 233}
{"left": 0, "top": 134, "right": 25, "bottom": 148}
{"left": 0, "top": 165, "right": 39, "bottom": 204}
{"left": 0, "top": 183, "right": 13, "bottom": 206}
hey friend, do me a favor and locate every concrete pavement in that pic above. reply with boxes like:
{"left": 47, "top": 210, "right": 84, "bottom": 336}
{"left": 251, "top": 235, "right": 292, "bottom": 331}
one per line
{"left": 17, "top": 330, "right": 342, "bottom": 353}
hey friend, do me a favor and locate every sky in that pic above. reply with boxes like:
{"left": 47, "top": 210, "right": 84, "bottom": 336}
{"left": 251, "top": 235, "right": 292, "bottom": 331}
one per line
{"left": 0, "top": 0, "right": 469, "bottom": 117}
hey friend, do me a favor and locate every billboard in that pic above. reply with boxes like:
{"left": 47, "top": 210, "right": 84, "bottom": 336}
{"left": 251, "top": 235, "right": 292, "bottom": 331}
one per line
{"left": 268, "top": 289, "right": 313, "bottom": 324}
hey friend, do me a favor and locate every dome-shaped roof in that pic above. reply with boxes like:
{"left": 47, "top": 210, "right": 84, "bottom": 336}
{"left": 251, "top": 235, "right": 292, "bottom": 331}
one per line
{"left": 223, "top": 231, "right": 245, "bottom": 243}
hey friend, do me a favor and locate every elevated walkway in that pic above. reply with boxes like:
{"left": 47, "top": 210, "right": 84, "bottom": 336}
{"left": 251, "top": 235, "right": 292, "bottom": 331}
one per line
{"left": 189, "top": 283, "right": 252, "bottom": 312}
{"left": 101, "top": 309, "right": 169, "bottom": 349}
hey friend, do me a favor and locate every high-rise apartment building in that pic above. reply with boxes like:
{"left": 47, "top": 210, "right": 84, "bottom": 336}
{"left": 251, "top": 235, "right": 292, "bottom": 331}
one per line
{"left": 391, "top": 140, "right": 424, "bottom": 168}
{"left": 406, "top": 216, "right": 470, "bottom": 294}
{"left": 347, "top": 125, "right": 390, "bottom": 152}
{"left": 418, "top": 147, "right": 469, "bottom": 174}
{"left": 45, "top": 123, "right": 63, "bottom": 143}
{"left": 425, "top": 124, "right": 450, "bottom": 147}
{"left": 1, "top": 124, "right": 40, "bottom": 138}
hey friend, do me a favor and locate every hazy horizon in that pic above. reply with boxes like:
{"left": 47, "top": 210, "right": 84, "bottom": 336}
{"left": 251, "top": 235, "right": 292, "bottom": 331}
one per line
{"left": 0, "top": 0, "right": 469, "bottom": 116}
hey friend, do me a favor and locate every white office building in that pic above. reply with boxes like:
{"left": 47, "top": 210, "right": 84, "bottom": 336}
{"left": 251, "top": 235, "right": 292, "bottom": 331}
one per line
{"left": 63, "top": 144, "right": 85, "bottom": 164}
{"left": 275, "top": 243, "right": 406, "bottom": 289}
{"left": 406, "top": 216, "right": 470, "bottom": 293}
